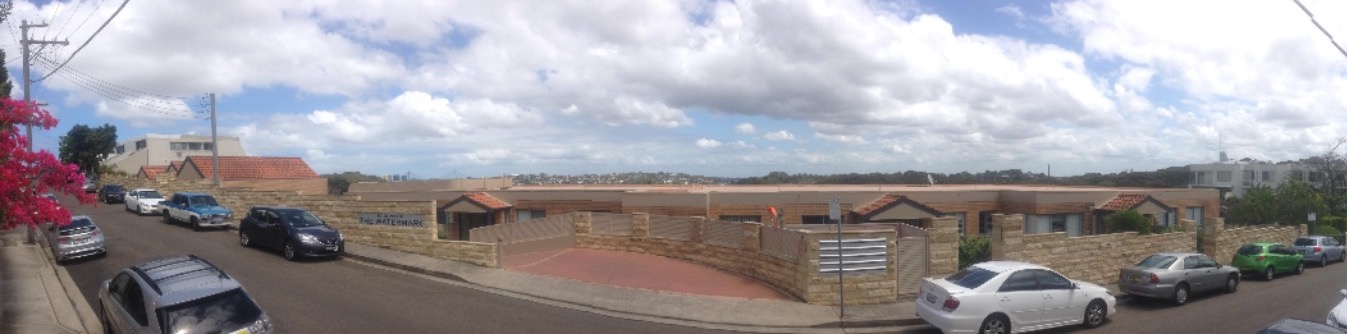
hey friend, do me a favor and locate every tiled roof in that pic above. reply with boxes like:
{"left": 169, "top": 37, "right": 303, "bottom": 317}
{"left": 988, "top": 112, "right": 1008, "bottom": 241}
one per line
{"left": 140, "top": 165, "right": 168, "bottom": 179}
{"left": 1100, "top": 194, "right": 1148, "bottom": 211}
{"left": 854, "top": 194, "right": 943, "bottom": 218}
{"left": 464, "top": 192, "right": 512, "bottom": 210}
{"left": 183, "top": 156, "right": 318, "bottom": 181}
{"left": 168, "top": 161, "right": 184, "bottom": 172}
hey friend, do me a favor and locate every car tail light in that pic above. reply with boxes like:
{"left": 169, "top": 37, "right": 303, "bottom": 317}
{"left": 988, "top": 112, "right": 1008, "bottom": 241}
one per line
{"left": 1257, "top": 255, "right": 1266, "bottom": 261}
{"left": 57, "top": 236, "right": 71, "bottom": 244}
{"left": 941, "top": 297, "right": 960, "bottom": 312}
{"left": 1316, "top": 246, "right": 1323, "bottom": 254}
{"left": 1149, "top": 273, "right": 1160, "bottom": 284}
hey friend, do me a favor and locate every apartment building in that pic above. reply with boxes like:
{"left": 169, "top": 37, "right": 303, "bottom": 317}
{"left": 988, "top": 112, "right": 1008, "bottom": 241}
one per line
{"left": 102, "top": 134, "right": 246, "bottom": 175}
{"left": 1187, "top": 161, "right": 1317, "bottom": 198}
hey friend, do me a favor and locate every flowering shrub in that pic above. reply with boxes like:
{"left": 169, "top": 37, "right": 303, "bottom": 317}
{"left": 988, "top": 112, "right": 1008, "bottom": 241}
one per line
{"left": 0, "top": 99, "right": 93, "bottom": 229}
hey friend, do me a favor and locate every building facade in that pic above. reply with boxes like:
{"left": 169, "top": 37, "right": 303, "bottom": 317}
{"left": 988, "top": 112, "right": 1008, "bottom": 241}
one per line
{"left": 103, "top": 134, "right": 246, "bottom": 175}
{"left": 1187, "top": 161, "right": 1318, "bottom": 198}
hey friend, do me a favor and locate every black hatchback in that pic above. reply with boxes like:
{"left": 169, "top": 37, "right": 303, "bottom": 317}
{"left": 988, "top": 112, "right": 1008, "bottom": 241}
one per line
{"left": 98, "top": 184, "right": 126, "bottom": 204}
{"left": 238, "top": 206, "right": 344, "bottom": 261}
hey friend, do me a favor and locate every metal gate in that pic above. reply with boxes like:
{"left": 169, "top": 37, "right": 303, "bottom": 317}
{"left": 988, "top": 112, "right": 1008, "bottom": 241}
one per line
{"left": 893, "top": 223, "right": 929, "bottom": 298}
{"left": 469, "top": 215, "right": 576, "bottom": 256}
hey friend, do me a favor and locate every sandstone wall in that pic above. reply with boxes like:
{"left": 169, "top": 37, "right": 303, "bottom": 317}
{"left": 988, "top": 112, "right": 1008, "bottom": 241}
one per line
{"left": 1201, "top": 218, "right": 1303, "bottom": 264}
{"left": 990, "top": 214, "right": 1198, "bottom": 286}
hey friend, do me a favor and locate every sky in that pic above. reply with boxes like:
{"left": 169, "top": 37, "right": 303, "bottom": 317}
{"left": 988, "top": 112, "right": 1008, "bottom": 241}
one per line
{"left": 6, "top": 0, "right": 1347, "bottom": 178}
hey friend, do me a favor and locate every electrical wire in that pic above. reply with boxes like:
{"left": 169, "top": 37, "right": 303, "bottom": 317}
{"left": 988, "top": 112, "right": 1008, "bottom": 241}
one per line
{"left": 1293, "top": 0, "right": 1347, "bottom": 60}
{"left": 52, "top": 0, "right": 90, "bottom": 40}
{"left": 65, "top": 0, "right": 107, "bottom": 41}
{"left": 34, "top": 55, "right": 197, "bottom": 101}
{"left": 33, "top": 59, "right": 204, "bottom": 119}
{"left": 38, "top": 0, "right": 128, "bottom": 82}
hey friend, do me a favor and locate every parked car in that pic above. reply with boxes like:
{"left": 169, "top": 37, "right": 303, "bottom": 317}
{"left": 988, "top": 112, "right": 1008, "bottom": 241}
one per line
{"left": 123, "top": 188, "right": 165, "bottom": 215}
{"left": 1293, "top": 235, "right": 1345, "bottom": 267}
{"left": 98, "top": 184, "right": 126, "bottom": 204}
{"left": 43, "top": 215, "right": 106, "bottom": 263}
{"left": 160, "top": 192, "right": 233, "bottom": 231}
{"left": 238, "top": 206, "right": 344, "bottom": 261}
{"left": 915, "top": 261, "right": 1116, "bottom": 334}
{"left": 40, "top": 193, "right": 58, "bottom": 204}
{"left": 83, "top": 180, "right": 96, "bottom": 193}
{"left": 1259, "top": 318, "right": 1347, "bottom": 334}
{"left": 1329, "top": 289, "right": 1347, "bottom": 330}
{"left": 1232, "top": 242, "right": 1305, "bottom": 281}
{"left": 97, "top": 255, "right": 272, "bottom": 334}
{"left": 1118, "top": 252, "right": 1240, "bottom": 305}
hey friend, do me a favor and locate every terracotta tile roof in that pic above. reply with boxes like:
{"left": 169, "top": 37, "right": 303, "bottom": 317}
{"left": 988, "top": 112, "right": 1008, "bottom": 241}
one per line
{"left": 464, "top": 192, "right": 512, "bottom": 210}
{"left": 168, "top": 161, "right": 184, "bottom": 173}
{"left": 139, "top": 165, "right": 168, "bottom": 179}
{"left": 854, "top": 193, "right": 943, "bottom": 219}
{"left": 183, "top": 156, "right": 318, "bottom": 181}
{"left": 1100, "top": 194, "right": 1149, "bottom": 211}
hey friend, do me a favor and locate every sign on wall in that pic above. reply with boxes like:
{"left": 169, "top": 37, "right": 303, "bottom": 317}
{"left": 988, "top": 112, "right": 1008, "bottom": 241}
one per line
{"left": 358, "top": 213, "right": 427, "bottom": 227}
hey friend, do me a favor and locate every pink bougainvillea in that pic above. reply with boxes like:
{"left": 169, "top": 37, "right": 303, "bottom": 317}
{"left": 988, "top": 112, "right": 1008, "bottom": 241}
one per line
{"left": 1, "top": 99, "right": 94, "bottom": 230}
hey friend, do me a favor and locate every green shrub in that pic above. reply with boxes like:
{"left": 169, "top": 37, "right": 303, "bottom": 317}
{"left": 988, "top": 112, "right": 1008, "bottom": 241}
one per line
{"left": 1105, "top": 210, "right": 1151, "bottom": 235}
{"left": 958, "top": 235, "right": 991, "bottom": 270}
{"left": 1323, "top": 216, "right": 1347, "bottom": 233}
{"left": 1317, "top": 224, "right": 1345, "bottom": 245}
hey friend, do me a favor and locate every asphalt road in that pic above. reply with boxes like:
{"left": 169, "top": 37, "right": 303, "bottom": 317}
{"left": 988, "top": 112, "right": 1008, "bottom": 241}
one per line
{"left": 900, "top": 255, "right": 1347, "bottom": 333}
{"left": 58, "top": 196, "right": 734, "bottom": 334}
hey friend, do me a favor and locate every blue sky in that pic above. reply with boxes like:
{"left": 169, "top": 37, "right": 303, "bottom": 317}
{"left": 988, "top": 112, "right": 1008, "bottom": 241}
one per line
{"left": 8, "top": 0, "right": 1347, "bottom": 178}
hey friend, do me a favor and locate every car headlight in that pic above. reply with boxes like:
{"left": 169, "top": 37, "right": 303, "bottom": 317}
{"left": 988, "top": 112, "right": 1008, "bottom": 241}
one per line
{"left": 298, "top": 234, "right": 321, "bottom": 245}
{"left": 247, "top": 314, "right": 273, "bottom": 334}
{"left": 337, "top": 232, "right": 344, "bottom": 241}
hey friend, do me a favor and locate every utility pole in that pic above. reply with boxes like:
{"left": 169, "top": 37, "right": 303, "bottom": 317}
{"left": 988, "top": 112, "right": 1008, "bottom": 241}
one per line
{"left": 210, "top": 93, "right": 219, "bottom": 186}
{"left": 20, "top": 20, "right": 68, "bottom": 152}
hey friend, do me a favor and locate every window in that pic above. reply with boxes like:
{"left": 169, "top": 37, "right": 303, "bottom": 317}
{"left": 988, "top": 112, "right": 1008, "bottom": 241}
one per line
{"left": 978, "top": 212, "right": 994, "bottom": 236}
{"left": 204, "top": 142, "right": 214, "bottom": 150}
{"left": 1237, "top": 244, "right": 1264, "bottom": 255}
{"left": 719, "top": 215, "right": 761, "bottom": 223}
{"left": 1291, "top": 170, "right": 1305, "bottom": 181}
{"left": 1033, "top": 270, "right": 1073, "bottom": 290}
{"left": 1243, "top": 170, "right": 1255, "bottom": 181}
{"left": 188, "top": 142, "right": 203, "bottom": 150}
{"left": 1193, "top": 171, "right": 1209, "bottom": 185}
{"left": 1186, "top": 206, "right": 1204, "bottom": 226}
{"left": 109, "top": 273, "right": 131, "bottom": 301}
{"left": 516, "top": 209, "right": 545, "bottom": 222}
{"left": 116, "top": 145, "right": 125, "bottom": 154}
{"left": 1025, "top": 214, "right": 1083, "bottom": 236}
{"left": 945, "top": 267, "right": 998, "bottom": 289}
{"left": 170, "top": 142, "right": 186, "bottom": 150}
{"left": 1182, "top": 256, "right": 1200, "bottom": 270}
{"left": 998, "top": 270, "right": 1039, "bottom": 292}
{"left": 1217, "top": 171, "right": 1232, "bottom": 182}
{"left": 801, "top": 215, "right": 829, "bottom": 224}
{"left": 1135, "top": 255, "right": 1177, "bottom": 269}
{"left": 1294, "top": 238, "right": 1317, "bottom": 246}
{"left": 135, "top": 140, "right": 147, "bottom": 150}
{"left": 1262, "top": 171, "right": 1272, "bottom": 181}
{"left": 160, "top": 289, "right": 263, "bottom": 334}
{"left": 121, "top": 279, "right": 148, "bottom": 326}
{"left": 945, "top": 212, "right": 967, "bottom": 236}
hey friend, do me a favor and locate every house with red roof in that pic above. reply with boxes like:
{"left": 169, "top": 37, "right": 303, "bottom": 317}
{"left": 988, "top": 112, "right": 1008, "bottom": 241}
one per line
{"left": 175, "top": 156, "right": 325, "bottom": 194}
{"left": 136, "top": 165, "right": 169, "bottom": 180}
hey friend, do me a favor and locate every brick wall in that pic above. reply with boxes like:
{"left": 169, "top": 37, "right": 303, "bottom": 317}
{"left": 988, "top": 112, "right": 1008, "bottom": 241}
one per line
{"left": 514, "top": 200, "right": 622, "bottom": 220}
{"left": 1201, "top": 218, "right": 1303, "bottom": 264}
{"left": 989, "top": 214, "right": 1199, "bottom": 286}
{"left": 100, "top": 174, "right": 500, "bottom": 267}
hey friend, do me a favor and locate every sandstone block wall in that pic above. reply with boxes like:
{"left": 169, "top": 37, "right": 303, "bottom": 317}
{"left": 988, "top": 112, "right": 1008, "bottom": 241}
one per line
{"left": 990, "top": 214, "right": 1198, "bottom": 286}
{"left": 1201, "top": 218, "right": 1303, "bottom": 264}
{"left": 800, "top": 229, "right": 898, "bottom": 305}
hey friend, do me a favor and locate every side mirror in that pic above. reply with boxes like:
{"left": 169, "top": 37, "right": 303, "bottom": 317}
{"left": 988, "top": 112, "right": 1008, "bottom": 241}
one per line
{"left": 1073, "top": 282, "right": 1080, "bottom": 289}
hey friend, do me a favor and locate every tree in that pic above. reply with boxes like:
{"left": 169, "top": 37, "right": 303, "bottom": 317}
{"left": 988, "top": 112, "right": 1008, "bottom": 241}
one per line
{"left": 2, "top": 99, "right": 94, "bottom": 230}
{"left": 1227, "top": 185, "right": 1278, "bottom": 225}
{"left": 1275, "top": 180, "right": 1326, "bottom": 228}
{"left": 1104, "top": 210, "right": 1151, "bottom": 234}
{"left": 323, "top": 171, "right": 384, "bottom": 195}
{"left": 58, "top": 123, "right": 117, "bottom": 178}
{"left": 1309, "top": 138, "right": 1347, "bottom": 216}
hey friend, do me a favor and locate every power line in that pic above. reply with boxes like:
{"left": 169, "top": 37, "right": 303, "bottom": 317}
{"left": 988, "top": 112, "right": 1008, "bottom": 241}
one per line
{"left": 34, "top": 55, "right": 197, "bottom": 100}
{"left": 65, "top": 0, "right": 107, "bottom": 41}
{"left": 38, "top": 0, "right": 127, "bottom": 81}
{"left": 32, "top": 58, "right": 205, "bottom": 119}
{"left": 1293, "top": 0, "right": 1347, "bottom": 60}
{"left": 52, "top": 0, "right": 89, "bottom": 40}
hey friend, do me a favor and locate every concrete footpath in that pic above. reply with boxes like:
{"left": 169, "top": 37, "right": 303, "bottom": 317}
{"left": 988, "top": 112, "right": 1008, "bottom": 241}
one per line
{"left": 0, "top": 228, "right": 98, "bottom": 334}
{"left": 343, "top": 243, "right": 926, "bottom": 333}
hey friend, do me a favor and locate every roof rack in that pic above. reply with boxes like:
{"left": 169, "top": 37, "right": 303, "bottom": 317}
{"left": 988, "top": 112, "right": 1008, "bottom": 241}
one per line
{"left": 130, "top": 255, "right": 227, "bottom": 295}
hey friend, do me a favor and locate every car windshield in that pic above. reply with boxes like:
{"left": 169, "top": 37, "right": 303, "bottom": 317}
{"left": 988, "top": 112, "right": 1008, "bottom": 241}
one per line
{"left": 189, "top": 196, "right": 220, "bottom": 207}
{"left": 105, "top": 185, "right": 123, "bottom": 191}
{"left": 61, "top": 218, "right": 93, "bottom": 230}
{"left": 137, "top": 191, "right": 163, "bottom": 199}
{"left": 1135, "top": 255, "right": 1177, "bottom": 269}
{"left": 280, "top": 210, "right": 325, "bottom": 228}
{"left": 1293, "top": 238, "right": 1317, "bottom": 246}
{"left": 159, "top": 289, "right": 262, "bottom": 334}
{"left": 945, "top": 267, "right": 998, "bottom": 289}
{"left": 1237, "top": 244, "right": 1265, "bottom": 255}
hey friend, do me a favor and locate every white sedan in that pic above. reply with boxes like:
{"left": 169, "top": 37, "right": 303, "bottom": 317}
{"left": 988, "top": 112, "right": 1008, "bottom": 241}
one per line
{"left": 916, "top": 261, "right": 1116, "bottom": 334}
{"left": 124, "top": 188, "right": 166, "bottom": 215}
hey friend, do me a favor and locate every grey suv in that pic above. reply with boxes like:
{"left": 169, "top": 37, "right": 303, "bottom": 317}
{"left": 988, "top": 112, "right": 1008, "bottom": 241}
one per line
{"left": 1293, "top": 235, "right": 1346, "bottom": 267}
{"left": 97, "top": 255, "right": 272, "bottom": 334}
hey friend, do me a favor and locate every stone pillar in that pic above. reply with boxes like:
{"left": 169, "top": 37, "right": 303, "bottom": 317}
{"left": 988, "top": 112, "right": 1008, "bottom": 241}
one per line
{"left": 1179, "top": 219, "right": 1197, "bottom": 233}
{"left": 632, "top": 213, "right": 650, "bottom": 238}
{"left": 1299, "top": 224, "right": 1308, "bottom": 237}
{"left": 926, "top": 216, "right": 959, "bottom": 278}
{"left": 741, "top": 222, "right": 762, "bottom": 253}
{"left": 989, "top": 214, "right": 1025, "bottom": 261}
{"left": 1201, "top": 217, "right": 1224, "bottom": 260}
{"left": 690, "top": 216, "right": 706, "bottom": 243}
{"left": 574, "top": 212, "right": 593, "bottom": 235}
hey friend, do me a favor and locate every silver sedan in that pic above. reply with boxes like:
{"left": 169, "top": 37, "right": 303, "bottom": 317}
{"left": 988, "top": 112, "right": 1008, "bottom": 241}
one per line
{"left": 1118, "top": 252, "right": 1240, "bottom": 305}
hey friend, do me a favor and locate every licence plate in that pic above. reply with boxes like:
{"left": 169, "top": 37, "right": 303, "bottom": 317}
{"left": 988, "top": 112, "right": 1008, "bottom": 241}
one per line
{"left": 326, "top": 246, "right": 338, "bottom": 251}
{"left": 925, "top": 293, "right": 937, "bottom": 303}
{"left": 1130, "top": 275, "right": 1141, "bottom": 283}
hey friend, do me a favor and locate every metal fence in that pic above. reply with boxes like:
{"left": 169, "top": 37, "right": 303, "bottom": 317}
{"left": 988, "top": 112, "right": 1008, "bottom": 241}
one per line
{"left": 818, "top": 237, "right": 888, "bottom": 275}
{"left": 648, "top": 215, "right": 693, "bottom": 241}
{"left": 704, "top": 220, "right": 741, "bottom": 248}
{"left": 590, "top": 213, "right": 633, "bottom": 236}
{"left": 468, "top": 215, "right": 576, "bottom": 256}
{"left": 760, "top": 226, "right": 805, "bottom": 261}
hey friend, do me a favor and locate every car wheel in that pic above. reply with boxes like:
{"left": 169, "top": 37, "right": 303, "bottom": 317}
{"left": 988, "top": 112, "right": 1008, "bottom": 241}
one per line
{"left": 979, "top": 314, "right": 1009, "bottom": 334}
{"left": 240, "top": 232, "right": 251, "bottom": 247}
{"left": 1264, "top": 266, "right": 1275, "bottom": 281}
{"left": 1296, "top": 262, "right": 1305, "bottom": 275}
{"left": 191, "top": 218, "right": 201, "bottom": 231}
{"left": 1083, "top": 300, "right": 1106, "bottom": 328}
{"left": 1172, "top": 283, "right": 1189, "bottom": 305}
{"left": 1321, "top": 256, "right": 1328, "bottom": 268}
{"left": 284, "top": 242, "right": 298, "bottom": 261}
{"left": 1225, "top": 274, "right": 1239, "bottom": 293}
{"left": 162, "top": 211, "right": 172, "bottom": 224}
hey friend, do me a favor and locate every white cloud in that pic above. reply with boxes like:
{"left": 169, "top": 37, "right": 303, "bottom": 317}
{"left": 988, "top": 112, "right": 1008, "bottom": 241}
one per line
{"left": 736, "top": 123, "right": 756, "bottom": 134}
{"left": 765, "top": 130, "right": 795, "bottom": 141}
{"left": 695, "top": 138, "right": 722, "bottom": 148}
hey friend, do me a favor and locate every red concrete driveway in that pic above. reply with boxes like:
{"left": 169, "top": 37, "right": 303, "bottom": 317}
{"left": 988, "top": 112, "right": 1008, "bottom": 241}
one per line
{"left": 502, "top": 248, "right": 794, "bottom": 301}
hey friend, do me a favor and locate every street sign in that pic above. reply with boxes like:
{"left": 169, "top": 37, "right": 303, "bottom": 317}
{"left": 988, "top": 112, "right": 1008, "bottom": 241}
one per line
{"left": 1310, "top": 212, "right": 1317, "bottom": 222}
{"left": 828, "top": 198, "right": 841, "bottom": 221}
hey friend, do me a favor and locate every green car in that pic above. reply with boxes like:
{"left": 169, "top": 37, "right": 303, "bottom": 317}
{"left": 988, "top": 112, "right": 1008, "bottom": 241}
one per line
{"left": 1231, "top": 242, "right": 1304, "bottom": 281}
